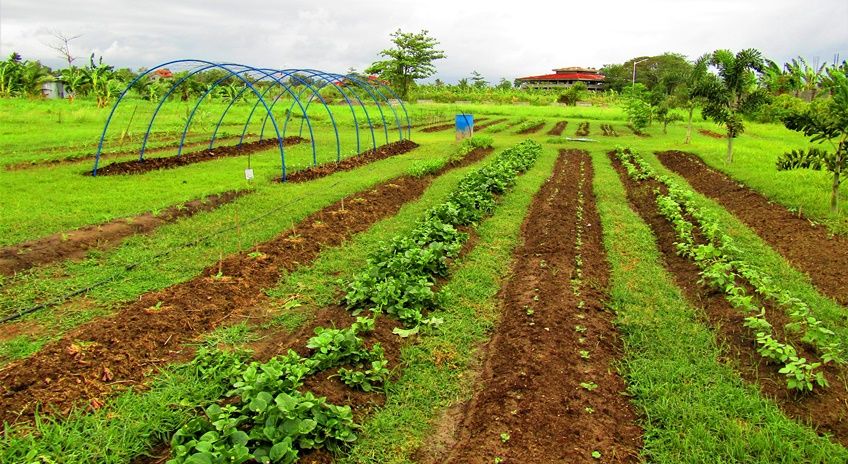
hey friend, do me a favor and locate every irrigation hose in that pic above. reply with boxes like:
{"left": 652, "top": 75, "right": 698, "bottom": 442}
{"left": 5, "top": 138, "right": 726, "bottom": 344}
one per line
{"left": 0, "top": 180, "right": 343, "bottom": 325}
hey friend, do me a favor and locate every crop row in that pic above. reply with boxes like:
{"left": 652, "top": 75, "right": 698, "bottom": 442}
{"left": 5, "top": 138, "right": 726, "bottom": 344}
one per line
{"left": 163, "top": 140, "right": 542, "bottom": 463}
{"left": 614, "top": 147, "right": 844, "bottom": 392}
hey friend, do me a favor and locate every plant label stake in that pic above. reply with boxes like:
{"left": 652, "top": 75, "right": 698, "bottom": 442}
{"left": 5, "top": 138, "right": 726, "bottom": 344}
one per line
{"left": 244, "top": 168, "right": 254, "bottom": 181}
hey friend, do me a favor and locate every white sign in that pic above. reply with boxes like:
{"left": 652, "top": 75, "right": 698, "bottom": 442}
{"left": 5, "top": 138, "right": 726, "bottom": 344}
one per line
{"left": 244, "top": 168, "right": 254, "bottom": 181}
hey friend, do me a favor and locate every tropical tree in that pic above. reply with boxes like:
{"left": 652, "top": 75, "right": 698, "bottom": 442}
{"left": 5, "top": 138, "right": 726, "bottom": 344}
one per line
{"left": 695, "top": 48, "right": 769, "bottom": 163}
{"left": 470, "top": 70, "right": 487, "bottom": 89}
{"left": 680, "top": 54, "right": 710, "bottom": 143}
{"left": 622, "top": 83, "right": 653, "bottom": 132}
{"left": 778, "top": 69, "right": 848, "bottom": 212}
{"left": 82, "top": 53, "right": 119, "bottom": 108}
{"left": 60, "top": 66, "right": 88, "bottom": 101}
{"left": 366, "top": 29, "right": 446, "bottom": 99}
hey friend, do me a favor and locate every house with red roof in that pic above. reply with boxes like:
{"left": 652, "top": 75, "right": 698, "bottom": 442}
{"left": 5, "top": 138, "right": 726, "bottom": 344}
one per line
{"left": 515, "top": 67, "right": 605, "bottom": 91}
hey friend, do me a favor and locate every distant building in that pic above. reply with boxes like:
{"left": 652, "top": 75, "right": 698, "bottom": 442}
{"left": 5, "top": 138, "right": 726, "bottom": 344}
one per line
{"left": 515, "top": 67, "right": 605, "bottom": 91}
{"left": 41, "top": 78, "right": 67, "bottom": 99}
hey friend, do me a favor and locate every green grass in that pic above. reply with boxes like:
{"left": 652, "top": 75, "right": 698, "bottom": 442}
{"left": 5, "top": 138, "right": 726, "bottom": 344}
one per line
{"left": 591, "top": 149, "right": 847, "bottom": 463}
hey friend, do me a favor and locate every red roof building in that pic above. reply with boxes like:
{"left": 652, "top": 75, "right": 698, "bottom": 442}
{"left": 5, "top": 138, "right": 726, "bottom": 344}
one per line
{"left": 515, "top": 66, "right": 605, "bottom": 91}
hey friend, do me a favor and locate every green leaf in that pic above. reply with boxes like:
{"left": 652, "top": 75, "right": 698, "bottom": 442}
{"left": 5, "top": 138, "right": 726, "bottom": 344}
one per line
{"left": 392, "top": 325, "right": 420, "bottom": 338}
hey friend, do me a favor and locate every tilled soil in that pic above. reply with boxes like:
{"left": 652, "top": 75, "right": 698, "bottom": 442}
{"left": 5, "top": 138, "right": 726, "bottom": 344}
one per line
{"left": 419, "top": 118, "right": 489, "bottom": 133}
{"left": 516, "top": 122, "right": 545, "bottom": 135}
{"left": 626, "top": 124, "right": 648, "bottom": 137}
{"left": 546, "top": 120, "right": 568, "bottom": 136}
{"left": 91, "top": 137, "right": 307, "bottom": 176}
{"left": 439, "top": 150, "right": 642, "bottom": 463}
{"left": 0, "top": 191, "right": 248, "bottom": 277}
{"left": 282, "top": 140, "right": 419, "bottom": 183}
{"left": 600, "top": 124, "right": 619, "bottom": 137}
{"left": 611, "top": 153, "right": 848, "bottom": 447}
{"left": 656, "top": 150, "right": 848, "bottom": 305}
{"left": 0, "top": 146, "right": 495, "bottom": 427}
{"left": 5, "top": 135, "right": 253, "bottom": 171}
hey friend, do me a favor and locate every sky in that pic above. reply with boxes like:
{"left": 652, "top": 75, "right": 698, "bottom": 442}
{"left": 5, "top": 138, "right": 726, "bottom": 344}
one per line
{"left": 0, "top": 0, "right": 846, "bottom": 83}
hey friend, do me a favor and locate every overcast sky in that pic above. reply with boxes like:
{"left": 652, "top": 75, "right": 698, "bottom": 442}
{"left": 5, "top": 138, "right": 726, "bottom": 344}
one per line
{"left": 1, "top": 0, "right": 846, "bottom": 83}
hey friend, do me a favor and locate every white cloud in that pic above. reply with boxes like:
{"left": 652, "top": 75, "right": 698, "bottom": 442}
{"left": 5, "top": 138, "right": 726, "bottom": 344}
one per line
{"left": 0, "top": 0, "right": 845, "bottom": 83}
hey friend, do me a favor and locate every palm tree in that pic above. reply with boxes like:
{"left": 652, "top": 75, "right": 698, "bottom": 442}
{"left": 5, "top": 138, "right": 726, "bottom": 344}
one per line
{"left": 695, "top": 49, "right": 769, "bottom": 163}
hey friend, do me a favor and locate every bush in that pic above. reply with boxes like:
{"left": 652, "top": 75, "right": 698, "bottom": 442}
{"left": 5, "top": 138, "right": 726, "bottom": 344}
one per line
{"left": 753, "top": 94, "right": 809, "bottom": 123}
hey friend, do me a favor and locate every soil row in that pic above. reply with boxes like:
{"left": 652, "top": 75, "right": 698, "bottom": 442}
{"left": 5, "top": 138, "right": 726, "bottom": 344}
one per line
{"left": 627, "top": 124, "right": 648, "bottom": 137}
{"left": 656, "top": 150, "right": 848, "bottom": 305}
{"left": 0, "top": 145, "right": 492, "bottom": 427}
{"left": 610, "top": 152, "right": 848, "bottom": 447}
{"left": 419, "top": 118, "right": 489, "bottom": 133}
{"left": 0, "top": 190, "right": 249, "bottom": 277}
{"left": 473, "top": 118, "right": 508, "bottom": 132}
{"left": 516, "top": 122, "right": 545, "bottom": 135}
{"left": 5, "top": 135, "right": 253, "bottom": 171}
{"left": 436, "top": 149, "right": 642, "bottom": 463}
{"left": 546, "top": 120, "right": 568, "bottom": 136}
{"left": 698, "top": 129, "right": 724, "bottom": 139}
{"left": 91, "top": 137, "right": 307, "bottom": 176}
{"left": 281, "top": 139, "right": 418, "bottom": 183}
{"left": 0, "top": 141, "right": 420, "bottom": 278}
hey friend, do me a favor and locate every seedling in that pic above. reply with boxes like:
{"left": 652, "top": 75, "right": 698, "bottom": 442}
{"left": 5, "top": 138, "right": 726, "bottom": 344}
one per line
{"left": 575, "top": 325, "right": 587, "bottom": 333}
{"left": 500, "top": 432, "right": 510, "bottom": 443}
{"left": 580, "top": 381, "right": 598, "bottom": 391}
{"left": 592, "top": 451, "right": 602, "bottom": 459}
{"left": 584, "top": 407, "right": 595, "bottom": 414}
{"left": 579, "top": 350, "right": 590, "bottom": 359}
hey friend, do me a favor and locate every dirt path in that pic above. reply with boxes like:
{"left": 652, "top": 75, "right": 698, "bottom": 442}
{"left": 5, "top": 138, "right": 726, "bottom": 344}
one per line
{"left": 547, "top": 120, "right": 567, "bottom": 136}
{"left": 92, "top": 137, "right": 306, "bottom": 176}
{"left": 440, "top": 150, "right": 642, "bottom": 463}
{"left": 0, "top": 146, "right": 492, "bottom": 426}
{"left": 611, "top": 153, "right": 848, "bottom": 447}
{"left": 657, "top": 150, "right": 848, "bottom": 305}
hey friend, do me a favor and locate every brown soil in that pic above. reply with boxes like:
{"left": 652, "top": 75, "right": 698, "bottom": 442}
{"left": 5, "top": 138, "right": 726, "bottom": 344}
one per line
{"left": 610, "top": 153, "right": 848, "bottom": 447}
{"left": 437, "top": 150, "right": 643, "bottom": 463}
{"left": 0, "top": 191, "right": 248, "bottom": 276}
{"left": 546, "top": 120, "right": 568, "bottom": 136}
{"left": 656, "top": 150, "right": 848, "bottom": 305}
{"left": 474, "top": 118, "right": 508, "bottom": 132}
{"left": 0, "top": 144, "right": 494, "bottom": 427}
{"left": 5, "top": 135, "right": 254, "bottom": 171}
{"left": 516, "top": 122, "right": 545, "bottom": 135}
{"left": 282, "top": 140, "right": 419, "bottom": 183}
{"left": 698, "top": 129, "right": 725, "bottom": 139}
{"left": 91, "top": 137, "right": 307, "bottom": 176}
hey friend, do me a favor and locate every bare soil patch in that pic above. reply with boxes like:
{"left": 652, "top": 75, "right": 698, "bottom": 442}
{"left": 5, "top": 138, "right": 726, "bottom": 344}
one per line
{"left": 473, "top": 118, "right": 508, "bottom": 132}
{"left": 0, "top": 190, "right": 248, "bottom": 276}
{"left": 600, "top": 124, "right": 619, "bottom": 137}
{"left": 575, "top": 121, "right": 590, "bottom": 137}
{"left": 611, "top": 153, "right": 848, "bottom": 447}
{"left": 657, "top": 150, "right": 848, "bottom": 305}
{"left": 546, "top": 120, "right": 568, "bottom": 136}
{"left": 437, "top": 150, "right": 643, "bottom": 463}
{"left": 91, "top": 137, "right": 306, "bottom": 176}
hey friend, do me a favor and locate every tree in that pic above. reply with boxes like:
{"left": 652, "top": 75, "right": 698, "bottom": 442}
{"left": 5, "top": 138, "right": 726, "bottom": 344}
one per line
{"left": 622, "top": 83, "right": 653, "bottom": 132}
{"left": 695, "top": 48, "right": 769, "bottom": 163}
{"left": 470, "top": 70, "right": 487, "bottom": 89}
{"left": 679, "top": 54, "right": 710, "bottom": 144}
{"left": 495, "top": 78, "right": 512, "bottom": 90}
{"left": 558, "top": 81, "right": 587, "bottom": 106}
{"left": 778, "top": 69, "right": 848, "bottom": 212}
{"left": 45, "top": 31, "right": 82, "bottom": 67}
{"left": 366, "top": 29, "right": 446, "bottom": 99}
